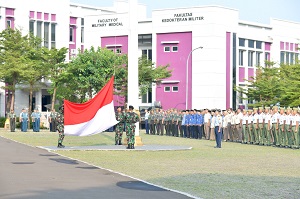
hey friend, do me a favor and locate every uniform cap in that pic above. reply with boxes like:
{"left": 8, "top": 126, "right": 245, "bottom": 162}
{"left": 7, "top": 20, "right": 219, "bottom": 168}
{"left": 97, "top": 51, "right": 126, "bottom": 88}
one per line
{"left": 259, "top": 107, "right": 264, "bottom": 110}
{"left": 253, "top": 108, "right": 258, "bottom": 111}
{"left": 287, "top": 107, "right": 292, "bottom": 111}
{"left": 243, "top": 109, "right": 247, "bottom": 112}
{"left": 279, "top": 107, "right": 285, "bottom": 111}
{"left": 265, "top": 107, "right": 270, "bottom": 110}
{"left": 293, "top": 107, "right": 298, "bottom": 111}
{"left": 248, "top": 109, "right": 253, "bottom": 113}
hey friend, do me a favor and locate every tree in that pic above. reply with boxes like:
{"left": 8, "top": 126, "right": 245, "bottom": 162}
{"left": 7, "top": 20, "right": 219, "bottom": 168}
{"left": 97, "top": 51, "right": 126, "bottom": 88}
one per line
{"left": 57, "top": 47, "right": 172, "bottom": 105}
{"left": 21, "top": 34, "right": 49, "bottom": 115}
{"left": 138, "top": 55, "right": 172, "bottom": 95}
{"left": 0, "top": 28, "right": 30, "bottom": 112}
{"left": 62, "top": 47, "right": 128, "bottom": 103}
{"left": 43, "top": 47, "right": 68, "bottom": 110}
{"left": 279, "top": 62, "right": 300, "bottom": 107}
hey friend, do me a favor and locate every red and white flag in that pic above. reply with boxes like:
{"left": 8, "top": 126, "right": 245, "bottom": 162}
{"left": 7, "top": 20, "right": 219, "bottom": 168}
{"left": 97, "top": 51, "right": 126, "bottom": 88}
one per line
{"left": 64, "top": 76, "right": 118, "bottom": 136}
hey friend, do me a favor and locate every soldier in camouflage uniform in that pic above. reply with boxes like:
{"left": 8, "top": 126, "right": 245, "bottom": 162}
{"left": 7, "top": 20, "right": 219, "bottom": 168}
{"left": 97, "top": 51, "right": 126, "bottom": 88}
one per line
{"left": 124, "top": 105, "right": 139, "bottom": 149}
{"left": 56, "top": 105, "right": 65, "bottom": 148}
{"left": 8, "top": 109, "right": 16, "bottom": 132}
{"left": 115, "top": 107, "right": 125, "bottom": 145}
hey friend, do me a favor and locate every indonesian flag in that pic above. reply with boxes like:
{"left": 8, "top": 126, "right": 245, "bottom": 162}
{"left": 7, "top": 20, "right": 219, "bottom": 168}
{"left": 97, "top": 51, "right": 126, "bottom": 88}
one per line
{"left": 64, "top": 76, "right": 118, "bottom": 136}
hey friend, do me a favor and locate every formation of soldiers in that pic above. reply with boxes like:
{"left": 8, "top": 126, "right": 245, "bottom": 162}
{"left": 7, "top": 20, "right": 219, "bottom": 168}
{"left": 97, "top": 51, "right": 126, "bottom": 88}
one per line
{"left": 114, "top": 106, "right": 140, "bottom": 149}
{"left": 144, "top": 106, "right": 300, "bottom": 149}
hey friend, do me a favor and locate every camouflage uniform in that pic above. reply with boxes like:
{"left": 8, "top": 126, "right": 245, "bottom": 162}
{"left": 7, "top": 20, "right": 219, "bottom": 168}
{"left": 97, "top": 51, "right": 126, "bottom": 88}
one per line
{"left": 115, "top": 111, "right": 125, "bottom": 145}
{"left": 124, "top": 109, "right": 139, "bottom": 149}
{"left": 56, "top": 105, "right": 65, "bottom": 148}
{"left": 8, "top": 111, "right": 16, "bottom": 132}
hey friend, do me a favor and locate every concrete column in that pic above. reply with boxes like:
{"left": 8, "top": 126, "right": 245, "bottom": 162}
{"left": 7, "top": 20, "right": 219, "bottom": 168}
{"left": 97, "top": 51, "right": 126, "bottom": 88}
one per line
{"left": 128, "top": 0, "right": 140, "bottom": 136}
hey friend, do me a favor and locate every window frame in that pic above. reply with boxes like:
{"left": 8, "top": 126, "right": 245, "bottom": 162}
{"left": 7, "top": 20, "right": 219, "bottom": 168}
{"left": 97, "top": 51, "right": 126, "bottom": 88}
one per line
{"left": 164, "top": 86, "right": 171, "bottom": 92}
{"left": 172, "top": 86, "right": 179, "bottom": 92}
{"left": 164, "top": 46, "right": 170, "bottom": 52}
{"left": 172, "top": 46, "right": 178, "bottom": 52}
{"left": 69, "top": 26, "right": 74, "bottom": 42}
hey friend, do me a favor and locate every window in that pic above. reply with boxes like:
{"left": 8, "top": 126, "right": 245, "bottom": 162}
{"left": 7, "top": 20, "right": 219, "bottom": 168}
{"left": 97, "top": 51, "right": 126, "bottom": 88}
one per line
{"left": 172, "top": 46, "right": 178, "bottom": 52}
{"left": 239, "top": 50, "right": 244, "bottom": 66}
{"left": 239, "top": 92, "right": 243, "bottom": 104}
{"left": 29, "top": 21, "right": 34, "bottom": 34}
{"left": 280, "top": 52, "right": 285, "bottom": 64}
{"left": 141, "top": 88, "right": 152, "bottom": 103}
{"left": 239, "top": 38, "right": 245, "bottom": 47}
{"left": 116, "top": 48, "right": 121, "bottom": 54}
{"left": 69, "top": 27, "right": 74, "bottom": 42}
{"left": 44, "top": 22, "right": 49, "bottom": 48}
{"left": 37, "top": 21, "right": 42, "bottom": 38}
{"left": 142, "top": 49, "right": 152, "bottom": 60}
{"left": 138, "top": 34, "right": 152, "bottom": 45}
{"left": 6, "top": 20, "right": 11, "bottom": 28}
{"left": 255, "top": 52, "right": 261, "bottom": 66}
{"left": 256, "top": 41, "right": 262, "bottom": 49}
{"left": 51, "top": 23, "right": 56, "bottom": 48}
{"left": 81, "top": 27, "right": 84, "bottom": 43}
{"left": 164, "top": 46, "right": 170, "bottom": 52}
{"left": 290, "top": 53, "right": 294, "bottom": 64}
{"left": 286, "top": 52, "right": 289, "bottom": 64}
{"left": 248, "top": 40, "right": 254, "bottom": 48}
{"left": 248, "top": 51, "right": 254, "bottom": 67}
{"left": 164, "top": 86, "right": 170, "bottom": 92}
{"left": 265, "top": 52, "right": 270, "bottom": 66}
{"left": 81, "top": 18, "right": 84, "bottom": 26}
{"left": 172, "top": 86, "right": 178, "bottom": 92}
{"left": 296, "top": 53, "right": 299, "bottom": 62}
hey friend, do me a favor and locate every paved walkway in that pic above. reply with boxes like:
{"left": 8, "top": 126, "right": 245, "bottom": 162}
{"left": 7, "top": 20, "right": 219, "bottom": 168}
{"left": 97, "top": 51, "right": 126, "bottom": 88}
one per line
{"left": 0, "top": 137, "right": 195, "bottom": 199}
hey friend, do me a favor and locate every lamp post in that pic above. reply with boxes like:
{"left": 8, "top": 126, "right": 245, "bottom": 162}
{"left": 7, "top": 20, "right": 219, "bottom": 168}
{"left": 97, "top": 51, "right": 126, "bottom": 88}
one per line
{"left": 186, "top": 46, "right": 203, "bottom": 109}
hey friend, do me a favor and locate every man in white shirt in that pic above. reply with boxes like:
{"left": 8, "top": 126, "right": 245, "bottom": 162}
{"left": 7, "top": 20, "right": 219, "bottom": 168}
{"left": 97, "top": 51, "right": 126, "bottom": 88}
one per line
{"left": 271, "top": 106, "right": 280, "bottom": 146}
{"left": 247, "top": 110, "right": 254, "bottom": 144}
{"left": 223, "top": 110, "right": 229, "bottom": 141}
{"left": 204, "top": 109, "right": 211, "bottom": 140}
{"left": 291, "top": 108, "right": 299, "bottom": 149}
{"left": 278, "top": 107, "right": 286, "bottom": 147}
{"left": 241, "top": 109, "right": 249, "bottom": 144}
{"left": 236, "top": 109, "right": 243, "bottom": 143}
{"left": 285, "top": 108, "right": 292, "bottom": 148}
{"left": 231, "top": 111, "right": 237, "bottom": 142}
{"left": 258, "top": 107, "right": 265, "bottom": 145}
{"left": 252, "top": 108, "right": 259, "bottom": 144}
{"left": 264, "top": 107, "right": 272, "bottom": 146}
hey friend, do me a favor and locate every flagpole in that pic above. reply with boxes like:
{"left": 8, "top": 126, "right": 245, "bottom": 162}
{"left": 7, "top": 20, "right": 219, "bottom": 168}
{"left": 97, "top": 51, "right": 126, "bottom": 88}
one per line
{"left": 127, "top": 0, "right": 142, "bottom": 146}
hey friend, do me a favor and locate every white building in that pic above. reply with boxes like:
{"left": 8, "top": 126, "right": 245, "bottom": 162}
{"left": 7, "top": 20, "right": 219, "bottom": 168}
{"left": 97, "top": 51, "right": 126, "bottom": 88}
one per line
{"left": 0, "top": 0, "right": 299, "bottom": 116}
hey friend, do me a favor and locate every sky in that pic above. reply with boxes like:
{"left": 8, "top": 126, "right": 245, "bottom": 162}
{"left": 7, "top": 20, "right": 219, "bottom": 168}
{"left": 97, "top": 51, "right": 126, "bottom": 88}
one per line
{"left": 71, "top": 0, "right": 300, "bottom": 24}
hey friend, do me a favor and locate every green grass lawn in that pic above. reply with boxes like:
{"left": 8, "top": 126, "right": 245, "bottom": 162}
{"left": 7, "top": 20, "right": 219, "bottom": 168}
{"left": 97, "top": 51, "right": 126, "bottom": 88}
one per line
{"left": 1, "top": 129, "right": 300, "bottom": 199}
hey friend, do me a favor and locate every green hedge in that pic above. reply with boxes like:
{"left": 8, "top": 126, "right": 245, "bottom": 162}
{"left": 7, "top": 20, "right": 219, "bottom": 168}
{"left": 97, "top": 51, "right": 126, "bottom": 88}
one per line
{"left": 0, "top": 117, "right": 6, "bottom": 127}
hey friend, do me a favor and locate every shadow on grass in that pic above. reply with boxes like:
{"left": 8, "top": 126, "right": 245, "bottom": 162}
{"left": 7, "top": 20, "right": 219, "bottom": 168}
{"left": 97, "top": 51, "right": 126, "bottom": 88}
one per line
{"left": 150, "top": 173, "right": 300, "bottom": 199}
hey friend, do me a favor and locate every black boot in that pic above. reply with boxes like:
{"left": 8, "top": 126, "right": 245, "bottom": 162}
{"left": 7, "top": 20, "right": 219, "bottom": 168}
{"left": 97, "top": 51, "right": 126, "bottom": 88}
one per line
{"left": 118, "top": 140, "right": 122, "bottom": 145}
{"left": 115, "top": 140, "right": 118, "bottom": 145}
{"left": 57, "top": 143, "right": 65, "bottom": 148}
{"left": 126, "top": 144, "right": 130, "bottom": 149}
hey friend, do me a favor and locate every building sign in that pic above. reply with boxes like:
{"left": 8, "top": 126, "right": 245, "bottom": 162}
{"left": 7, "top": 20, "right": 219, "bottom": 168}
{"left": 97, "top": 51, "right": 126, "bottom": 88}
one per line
{"left": 92, "top": 18, "right": 123, "bottom": 27}
{"left": 162, "top": 13, "right": 204, "bottom": 23}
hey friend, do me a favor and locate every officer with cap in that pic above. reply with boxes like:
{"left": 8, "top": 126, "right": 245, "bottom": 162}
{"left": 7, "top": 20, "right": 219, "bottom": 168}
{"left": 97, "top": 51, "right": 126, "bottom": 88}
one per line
{"left": 291, "top": 108, "right": 299, "bottom": 149}
{"left": 271, "top": 106, "right": 280, "bottom": 146}
{"left": 124, "top": 105, "right": 139, "bottom": 149}
{"left": 115, "top": 106, "right": 125, "bottom": 145}
{"left": 258, "top": 107, "right": 265, "bottom": 145}
{"left": 56, "top": 104, "right": 65, "bottom": 148}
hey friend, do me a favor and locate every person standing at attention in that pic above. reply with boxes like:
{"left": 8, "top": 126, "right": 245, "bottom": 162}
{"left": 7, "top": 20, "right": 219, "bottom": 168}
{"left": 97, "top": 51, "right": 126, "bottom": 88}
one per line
{"left": 214, "top": 110, "right": 222, "bottom": 148}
